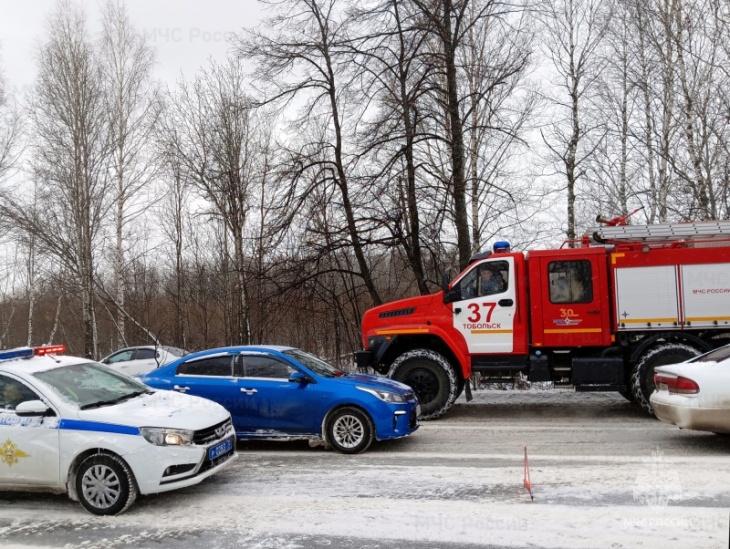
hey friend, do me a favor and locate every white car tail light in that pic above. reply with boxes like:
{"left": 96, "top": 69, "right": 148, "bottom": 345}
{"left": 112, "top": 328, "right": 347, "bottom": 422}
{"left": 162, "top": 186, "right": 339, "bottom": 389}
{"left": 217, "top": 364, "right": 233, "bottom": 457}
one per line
{"left": 654, "top": 373, "right": 700, "bottom": 395}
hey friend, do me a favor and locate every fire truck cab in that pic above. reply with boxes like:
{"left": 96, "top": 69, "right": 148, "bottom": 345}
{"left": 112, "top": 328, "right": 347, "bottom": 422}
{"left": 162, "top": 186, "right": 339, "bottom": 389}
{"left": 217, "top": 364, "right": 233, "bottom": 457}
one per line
{"left": 357, "top": 221, "right": 730, "bottom": 419}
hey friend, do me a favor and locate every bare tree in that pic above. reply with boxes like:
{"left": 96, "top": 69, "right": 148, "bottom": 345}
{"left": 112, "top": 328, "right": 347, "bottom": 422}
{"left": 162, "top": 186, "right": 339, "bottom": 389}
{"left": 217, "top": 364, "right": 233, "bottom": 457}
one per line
{"left": 156, "top": 120, "right": 191, "bottom": 348}
{"left": 0, "top": 1, "right": 111, "bottom": 358}
{"left": 0, "top": 62, "right": 21, "bottom": 185}
{"left": 538, "top": 0, "right": 611, "bottom": 240}
{"left": 347, "top": 0, "right": 436, "bottom": 294}
{"left": 162, "top": 57, "right": 261, "bottom": 344}
{"left": 407, "top": 0, "right": 474, "bottom": 267}
{"left": 99, "top": 0, "right": 158, "bottom": 347}
{"left": 237, "top": 0, "right": 383, "bottom": 305}
{"left": 460, "top": 1, "right": 536, "bottom": 250}
{"left": 582, "top": 0, "right": 639, "bottom": 219}
{"left": 666, "top": 0, "right": 729, "bottom": 219}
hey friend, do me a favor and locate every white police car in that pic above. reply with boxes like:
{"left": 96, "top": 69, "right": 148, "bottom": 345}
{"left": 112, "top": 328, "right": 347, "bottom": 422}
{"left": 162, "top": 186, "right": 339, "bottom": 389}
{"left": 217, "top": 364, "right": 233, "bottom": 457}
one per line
{"left": 0, "top": 345, "right": 236, "bottom": 515}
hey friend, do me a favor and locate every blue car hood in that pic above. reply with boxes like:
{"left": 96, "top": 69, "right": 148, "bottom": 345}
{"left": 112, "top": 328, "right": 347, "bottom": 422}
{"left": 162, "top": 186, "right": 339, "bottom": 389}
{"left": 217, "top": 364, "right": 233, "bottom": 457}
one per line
{"left": 339, "top": 373, "right": 412, "bottom": 394}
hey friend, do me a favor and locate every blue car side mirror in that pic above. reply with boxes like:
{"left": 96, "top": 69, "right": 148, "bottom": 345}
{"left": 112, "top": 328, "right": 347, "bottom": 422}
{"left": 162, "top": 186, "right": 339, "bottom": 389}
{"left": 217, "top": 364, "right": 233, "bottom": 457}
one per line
{"left": 288, "top": 372, "right": 312, "bottom": 384}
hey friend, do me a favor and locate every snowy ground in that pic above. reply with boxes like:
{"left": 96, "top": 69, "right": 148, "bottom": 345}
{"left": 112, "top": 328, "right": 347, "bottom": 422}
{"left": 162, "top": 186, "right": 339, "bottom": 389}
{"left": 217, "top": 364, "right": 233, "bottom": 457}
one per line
{"left": 1, "top": 388, "right": 729, "bottom": 548}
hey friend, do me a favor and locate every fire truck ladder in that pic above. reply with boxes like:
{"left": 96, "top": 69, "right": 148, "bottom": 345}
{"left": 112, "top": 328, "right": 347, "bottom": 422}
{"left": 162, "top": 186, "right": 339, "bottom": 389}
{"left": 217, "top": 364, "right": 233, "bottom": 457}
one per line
{"left": 588, "top": 220, "right": 730, "bottom": 244}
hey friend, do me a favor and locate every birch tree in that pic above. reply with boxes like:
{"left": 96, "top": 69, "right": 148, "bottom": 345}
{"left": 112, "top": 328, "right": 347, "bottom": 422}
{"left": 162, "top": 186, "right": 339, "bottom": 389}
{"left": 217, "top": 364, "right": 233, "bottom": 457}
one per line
{"left": 0, "top": 1, "right": 110, "bottom": 358}
{"left": 100, "top": 0, "right": 158, "bottom": 347}
{"left": 0, "top": 64, "right": 21, "bottom": 184}
{"left": 162, "top": 57, "right": 259, "bottom": 344}
{"left": 539, "top": 0, "right": 610, "bottom": 240}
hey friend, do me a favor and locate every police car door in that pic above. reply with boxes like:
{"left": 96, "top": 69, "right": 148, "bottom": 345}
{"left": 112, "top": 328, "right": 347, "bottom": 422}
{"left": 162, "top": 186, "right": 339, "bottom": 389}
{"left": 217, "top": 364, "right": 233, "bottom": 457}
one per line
{"left": 0, "top": 374, "right": 60, "bottom": 487}
{"left": 451, "top": 257, "right": 515, "bottom": 354}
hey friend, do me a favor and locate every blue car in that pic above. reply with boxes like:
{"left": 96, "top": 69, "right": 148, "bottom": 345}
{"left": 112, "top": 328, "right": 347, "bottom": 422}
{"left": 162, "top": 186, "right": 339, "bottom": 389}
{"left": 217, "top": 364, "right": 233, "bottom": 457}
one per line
{"left": 140, "top": 345, "right": 420, "bottom": 454}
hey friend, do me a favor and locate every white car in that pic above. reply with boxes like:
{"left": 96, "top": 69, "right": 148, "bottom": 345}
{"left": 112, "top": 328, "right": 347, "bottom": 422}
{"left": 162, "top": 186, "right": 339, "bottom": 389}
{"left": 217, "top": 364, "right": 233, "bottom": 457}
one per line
{"left": 651, "top": 343, "right": 730, "bottom": 434}
{"left": 101, "top": 345, "right": 188, "bottom": 376}
{"left": 0, "top": 345, "right": 236, "bottom": 515}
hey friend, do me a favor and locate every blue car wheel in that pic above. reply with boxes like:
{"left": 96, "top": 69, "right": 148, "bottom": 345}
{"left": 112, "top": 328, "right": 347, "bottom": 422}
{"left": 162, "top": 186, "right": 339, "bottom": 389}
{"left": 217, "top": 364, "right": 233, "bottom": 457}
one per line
{"left": 326, "top": 407, "right": 374, "bottom": 454}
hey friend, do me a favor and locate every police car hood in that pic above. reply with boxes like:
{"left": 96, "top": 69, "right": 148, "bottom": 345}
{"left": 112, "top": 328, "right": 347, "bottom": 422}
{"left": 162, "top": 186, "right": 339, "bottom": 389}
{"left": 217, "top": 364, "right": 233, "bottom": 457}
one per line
{"left": 75, "top": 390, "right": 230, "bottom": 430}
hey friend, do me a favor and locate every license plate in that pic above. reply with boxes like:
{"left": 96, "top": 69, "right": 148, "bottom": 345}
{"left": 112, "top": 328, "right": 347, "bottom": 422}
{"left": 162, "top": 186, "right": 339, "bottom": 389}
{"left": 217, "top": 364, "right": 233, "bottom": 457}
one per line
{"left": 208, "top": 437, "right": 233, "bottom": 461}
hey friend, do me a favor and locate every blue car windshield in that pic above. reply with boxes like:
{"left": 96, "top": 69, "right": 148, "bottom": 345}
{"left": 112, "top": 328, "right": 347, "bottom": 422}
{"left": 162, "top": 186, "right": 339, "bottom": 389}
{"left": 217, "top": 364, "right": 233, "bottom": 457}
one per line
{"left": 284, "top": 349, "right": 345, "bottom": 378}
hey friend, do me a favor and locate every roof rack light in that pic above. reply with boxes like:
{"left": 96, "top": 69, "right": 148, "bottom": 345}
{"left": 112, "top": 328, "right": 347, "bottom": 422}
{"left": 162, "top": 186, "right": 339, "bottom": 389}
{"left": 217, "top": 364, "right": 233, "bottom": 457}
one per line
{"left": 0, "top": 345, "right": 67, "bottom": 362}
{"left": 34, "top": 345, "right": 67, "bottom": 356}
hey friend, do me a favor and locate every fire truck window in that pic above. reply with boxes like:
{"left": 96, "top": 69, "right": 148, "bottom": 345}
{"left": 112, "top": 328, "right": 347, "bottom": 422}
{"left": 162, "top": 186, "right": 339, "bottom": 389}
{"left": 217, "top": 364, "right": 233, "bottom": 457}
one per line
{"left": 458, "top": 261, "right": 509, "bottom": 301}
{"left": 479, "top": 261, "right": 508, "bottom": 296}
{"left": 549, "top": 260, "right": 593, "bottom": 304}
{"left": 458, "top": 268, "right": 479, "bottom": 300}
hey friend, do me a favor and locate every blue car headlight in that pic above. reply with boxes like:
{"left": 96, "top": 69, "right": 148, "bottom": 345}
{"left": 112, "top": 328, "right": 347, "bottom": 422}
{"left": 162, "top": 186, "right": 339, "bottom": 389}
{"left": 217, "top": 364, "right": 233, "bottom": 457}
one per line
{"left": 357, "top": 386, "right": 406, "bottom": 403}
{"left": 140, "top": 427, "right": 194, "bottom": 446}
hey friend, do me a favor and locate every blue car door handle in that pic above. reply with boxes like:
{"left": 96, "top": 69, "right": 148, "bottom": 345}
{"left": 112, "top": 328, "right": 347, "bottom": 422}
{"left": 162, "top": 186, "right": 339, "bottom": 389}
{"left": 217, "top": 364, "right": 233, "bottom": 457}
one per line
{"left": 173, "top": 385, "right": 190, "bottom": 393}
{"left": 240, "top": 388, "right": 258, "bottom": 395}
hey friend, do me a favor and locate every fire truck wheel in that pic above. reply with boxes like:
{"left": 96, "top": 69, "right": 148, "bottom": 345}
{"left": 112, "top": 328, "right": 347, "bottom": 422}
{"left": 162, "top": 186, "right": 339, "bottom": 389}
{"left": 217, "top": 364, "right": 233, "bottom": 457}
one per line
{"left": 630, "top": 343, "right": 701, "bottom": 414}
{"left": 617, "top": 388, "right": 635, "bottom": 403}
{"left": 388, "top": 349, "right": 457, "bottom": 420}
{"left": 454, "top": 376, "right": 465, "bottom": 399}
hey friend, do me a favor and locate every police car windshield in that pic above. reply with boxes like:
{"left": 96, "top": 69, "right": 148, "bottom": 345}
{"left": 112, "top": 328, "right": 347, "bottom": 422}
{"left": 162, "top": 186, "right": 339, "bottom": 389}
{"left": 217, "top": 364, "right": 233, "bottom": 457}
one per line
{"left": 33, "top": 362, "right": 151, "bottom": 409}
{"left": 283, "top": 349, "right": 345, "bottom": 378}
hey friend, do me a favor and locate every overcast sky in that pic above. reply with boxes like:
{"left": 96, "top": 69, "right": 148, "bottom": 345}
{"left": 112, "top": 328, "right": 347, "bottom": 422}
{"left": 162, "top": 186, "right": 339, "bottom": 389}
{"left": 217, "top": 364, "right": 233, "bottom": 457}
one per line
{"left": 0, "top": 0, "right": 261, "bottom": 96}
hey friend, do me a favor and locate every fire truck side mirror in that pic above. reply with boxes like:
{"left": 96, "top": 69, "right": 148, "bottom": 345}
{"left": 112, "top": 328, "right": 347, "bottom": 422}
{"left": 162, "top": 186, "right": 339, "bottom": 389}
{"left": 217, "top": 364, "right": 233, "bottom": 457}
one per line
{"left": 443, "top": 289, "right": 460, "bottom": 304}
{"left": 441, "top": 272, "right": 451, "bottom": 292}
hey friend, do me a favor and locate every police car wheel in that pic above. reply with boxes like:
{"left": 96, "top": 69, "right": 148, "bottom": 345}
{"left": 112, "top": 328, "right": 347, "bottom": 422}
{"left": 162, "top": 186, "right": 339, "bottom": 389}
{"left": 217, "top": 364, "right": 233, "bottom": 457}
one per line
{"left": 76, "top": 454, "right": 138, "bottom": 515}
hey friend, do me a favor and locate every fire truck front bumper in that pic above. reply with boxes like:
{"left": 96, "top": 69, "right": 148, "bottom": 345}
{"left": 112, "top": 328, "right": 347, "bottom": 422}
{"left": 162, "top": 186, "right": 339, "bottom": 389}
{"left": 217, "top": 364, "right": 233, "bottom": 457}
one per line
{"left": 355, "top": 350, "right": 373, "bottom": 369}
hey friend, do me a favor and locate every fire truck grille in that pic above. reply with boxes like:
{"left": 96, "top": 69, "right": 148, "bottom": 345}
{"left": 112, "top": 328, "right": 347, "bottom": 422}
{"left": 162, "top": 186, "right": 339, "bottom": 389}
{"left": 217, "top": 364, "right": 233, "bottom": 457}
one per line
{"left": 379, "top": 307, "right": 415, "bottom": 319}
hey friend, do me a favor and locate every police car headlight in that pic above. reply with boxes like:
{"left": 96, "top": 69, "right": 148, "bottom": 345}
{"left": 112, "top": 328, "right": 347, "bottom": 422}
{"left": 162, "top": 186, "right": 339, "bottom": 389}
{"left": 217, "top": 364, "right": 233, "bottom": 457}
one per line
{"left": 356, "top": 386, "right": 406, "bottom": 403}
{"left": 141, "top": 427, "right": 194, "bottom": 446}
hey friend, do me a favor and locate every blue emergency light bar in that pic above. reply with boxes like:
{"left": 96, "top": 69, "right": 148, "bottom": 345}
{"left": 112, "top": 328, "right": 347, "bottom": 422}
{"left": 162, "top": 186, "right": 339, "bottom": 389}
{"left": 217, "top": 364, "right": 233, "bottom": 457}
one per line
{"left": 0, "top": 347, "right": 34, "bottom": 361}
{"left": 0, "top": 345, "right": 66, "bottom": 362}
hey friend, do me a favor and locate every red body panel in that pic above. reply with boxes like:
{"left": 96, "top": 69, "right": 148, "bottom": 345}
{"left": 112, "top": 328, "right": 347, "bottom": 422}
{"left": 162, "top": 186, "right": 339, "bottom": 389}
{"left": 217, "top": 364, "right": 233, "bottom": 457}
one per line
{"left": 528, "top": 247, "right": 612, "bottom": 348}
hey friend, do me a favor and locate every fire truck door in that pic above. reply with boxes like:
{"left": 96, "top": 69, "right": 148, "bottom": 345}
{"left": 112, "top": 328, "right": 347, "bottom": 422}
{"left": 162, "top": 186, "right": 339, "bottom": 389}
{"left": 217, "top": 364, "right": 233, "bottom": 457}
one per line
{"left": 536, "top": 254, "right": 610, "bottom": 347}
{"left": 452, "top": 257, "right": 515, "bottom": 354}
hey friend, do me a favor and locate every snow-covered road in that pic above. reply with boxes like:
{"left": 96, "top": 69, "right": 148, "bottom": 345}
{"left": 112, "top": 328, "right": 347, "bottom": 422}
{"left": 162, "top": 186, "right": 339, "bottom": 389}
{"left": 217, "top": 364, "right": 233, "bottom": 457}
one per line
{"left": 1, "top": 389, "right": 729, "bottom": 548}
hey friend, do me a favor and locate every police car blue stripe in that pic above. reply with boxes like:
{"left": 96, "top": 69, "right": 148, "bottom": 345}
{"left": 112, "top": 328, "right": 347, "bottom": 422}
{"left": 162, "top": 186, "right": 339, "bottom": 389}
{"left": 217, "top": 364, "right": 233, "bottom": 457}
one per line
{"left": 59, "top": 419, "right": 140, "bottom": 436}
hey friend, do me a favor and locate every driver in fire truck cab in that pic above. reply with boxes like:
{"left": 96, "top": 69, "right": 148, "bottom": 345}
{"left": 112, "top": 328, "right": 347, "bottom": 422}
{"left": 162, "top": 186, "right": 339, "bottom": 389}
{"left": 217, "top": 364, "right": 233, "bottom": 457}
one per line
{"left": 479, "top": 266, "right": 505, "bottom": 296}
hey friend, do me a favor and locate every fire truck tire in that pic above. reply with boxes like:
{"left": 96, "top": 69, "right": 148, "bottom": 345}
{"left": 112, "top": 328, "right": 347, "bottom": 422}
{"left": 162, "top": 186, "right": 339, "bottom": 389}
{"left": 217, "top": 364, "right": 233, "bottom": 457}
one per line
{"left": 630, "top": 343, "right": 701, "bottom": 415}
{"left": 617, "top": 388, "right": 635, "bottom": 403}
{"left": 388, "top": 349, "right": 457, "bottom": 420}
{"left": 455, "top": 376, "right": 466, "bottom": 400}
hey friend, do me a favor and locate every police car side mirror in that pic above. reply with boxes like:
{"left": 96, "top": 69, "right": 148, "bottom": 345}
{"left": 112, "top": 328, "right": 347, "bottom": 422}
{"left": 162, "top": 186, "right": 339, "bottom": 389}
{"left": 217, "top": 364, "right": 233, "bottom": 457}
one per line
{"left": 15, "top": 400, "right": 54, "bottom": 417}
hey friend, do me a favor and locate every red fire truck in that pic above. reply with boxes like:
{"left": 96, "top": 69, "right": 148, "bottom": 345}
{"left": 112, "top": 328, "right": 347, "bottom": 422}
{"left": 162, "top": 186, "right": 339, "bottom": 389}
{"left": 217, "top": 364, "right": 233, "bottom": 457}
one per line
{"left": 356, "top": 221, "right": 730, "bottom": 419}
